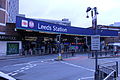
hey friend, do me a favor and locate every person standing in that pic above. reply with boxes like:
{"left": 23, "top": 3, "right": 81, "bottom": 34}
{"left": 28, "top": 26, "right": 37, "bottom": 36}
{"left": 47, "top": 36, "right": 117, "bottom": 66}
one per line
{"left": 71, "top": 49, "right": 75, "bottom": 56}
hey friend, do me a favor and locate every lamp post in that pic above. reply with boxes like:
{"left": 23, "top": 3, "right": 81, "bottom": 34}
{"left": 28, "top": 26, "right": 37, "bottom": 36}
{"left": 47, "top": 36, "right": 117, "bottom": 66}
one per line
{"left": 86, "top": 7, "right": 98, "bottom": 29}
{"left": 56, "top": 34, "right": 62, "bottom": 60}
{"left": 75, "top": 37, "right": 79, "bottom": 52}
{"left": 86, "top": 7, "right": 99, "bottom": 80}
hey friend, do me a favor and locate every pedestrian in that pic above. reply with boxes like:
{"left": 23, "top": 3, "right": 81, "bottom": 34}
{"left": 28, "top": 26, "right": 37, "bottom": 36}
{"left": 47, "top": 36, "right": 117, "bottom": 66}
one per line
{"left": 83, "top": 44, "right": 88, "bottom": 52}
{"left": 71, "top": 49, "right": 75, "bottom": 56}
{"left": 29, "top": 48, "right": 33, "bottom": 55}
{"left": 61, "top": 49, "right": 64, "bottom": 54}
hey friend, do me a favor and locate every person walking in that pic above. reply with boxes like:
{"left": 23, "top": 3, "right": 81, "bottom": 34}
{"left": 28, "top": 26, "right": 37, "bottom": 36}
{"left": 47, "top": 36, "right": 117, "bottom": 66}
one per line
{"left": 71, "top": 49, "right": 75, "bottom": 56}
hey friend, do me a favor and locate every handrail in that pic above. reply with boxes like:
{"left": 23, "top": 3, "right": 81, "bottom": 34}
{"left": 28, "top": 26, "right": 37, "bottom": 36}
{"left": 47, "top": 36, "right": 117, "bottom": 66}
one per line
{"left": 99, "top": 61, "right": 117, "bottom": 65}
{"left": 98, "top": 61, "right": 118, "bottom": 80}
{"left": 103, "top": 70, "right": 115, "bottom": 80}
{"left": 100, "top": 65, "right": 115, "bottom": 71}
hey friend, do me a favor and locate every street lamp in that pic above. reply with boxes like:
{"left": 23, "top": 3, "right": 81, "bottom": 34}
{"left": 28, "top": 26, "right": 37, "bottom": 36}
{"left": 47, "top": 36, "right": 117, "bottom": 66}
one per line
{"left": 86, "top": 7, "right": 98, "bottom": 29}
{"left": 56, "top": 34, "right": 62, "bottom": 60}
{"left": 75, "top": 37, "right": 79, "bottom": 52}
{"left": 86, "top": 7, "right": 99, "bottom": 80}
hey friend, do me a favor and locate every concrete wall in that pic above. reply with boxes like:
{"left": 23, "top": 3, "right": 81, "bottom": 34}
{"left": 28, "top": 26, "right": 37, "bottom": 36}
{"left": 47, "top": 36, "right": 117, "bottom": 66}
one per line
{"left": 0, "top": 41, "right": 22, "bottom": 56}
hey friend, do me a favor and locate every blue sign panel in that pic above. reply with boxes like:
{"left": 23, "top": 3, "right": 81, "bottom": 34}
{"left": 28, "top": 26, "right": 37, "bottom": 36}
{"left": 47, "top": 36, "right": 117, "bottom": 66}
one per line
{"left": 16, "top": 16, "right": 118, "bottom": 37}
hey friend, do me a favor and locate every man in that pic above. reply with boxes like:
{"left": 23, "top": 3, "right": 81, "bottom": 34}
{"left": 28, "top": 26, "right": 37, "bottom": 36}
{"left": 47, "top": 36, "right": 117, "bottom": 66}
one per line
{"left": 71, "top": 49, "right": 75, "bottom": 56}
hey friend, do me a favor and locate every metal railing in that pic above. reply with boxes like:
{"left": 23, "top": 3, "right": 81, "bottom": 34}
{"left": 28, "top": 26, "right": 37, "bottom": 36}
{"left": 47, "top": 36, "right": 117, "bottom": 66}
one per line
{"left": 97, "top": 61, "right": 118, "bottom": 80}
{"left": 88, "top": 51, "right": 120, "bottom": 58}
{"left": 61, "top": 52, "right": 76, "bottom": 59}
{"left": 103, "top": 70, "right": 116, "bottom": 80}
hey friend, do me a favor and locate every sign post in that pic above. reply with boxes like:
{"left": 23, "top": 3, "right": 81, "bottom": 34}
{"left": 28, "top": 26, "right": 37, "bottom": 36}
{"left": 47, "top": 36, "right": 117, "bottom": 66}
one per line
{"left": 91, "top": 35, "right": 100, "bottom": 80}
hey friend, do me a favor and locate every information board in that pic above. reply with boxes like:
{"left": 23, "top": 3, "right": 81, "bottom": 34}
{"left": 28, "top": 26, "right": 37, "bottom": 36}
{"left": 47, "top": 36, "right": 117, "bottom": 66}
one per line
{"left": 91, "top": 35, "right": 100, "bottom": 50}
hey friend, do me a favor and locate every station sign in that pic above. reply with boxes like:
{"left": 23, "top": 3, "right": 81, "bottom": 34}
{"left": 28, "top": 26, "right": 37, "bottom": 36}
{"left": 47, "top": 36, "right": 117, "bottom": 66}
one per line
{"left": 16, "top": 16, "right": 118, "bottom": 37}
{"left": 16, "top": 16, "right": 95, "bottom": 35}
{"left": 91, "top": 35, "right": 100, "bottom": 51}
{"left": 16, "top": 17, "right": 68, "bottom": 34}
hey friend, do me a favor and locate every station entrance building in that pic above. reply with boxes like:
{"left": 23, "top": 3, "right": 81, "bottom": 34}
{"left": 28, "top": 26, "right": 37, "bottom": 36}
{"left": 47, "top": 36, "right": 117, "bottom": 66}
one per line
{"left": 16, "top": 16, "right": 118, "bottom": 55}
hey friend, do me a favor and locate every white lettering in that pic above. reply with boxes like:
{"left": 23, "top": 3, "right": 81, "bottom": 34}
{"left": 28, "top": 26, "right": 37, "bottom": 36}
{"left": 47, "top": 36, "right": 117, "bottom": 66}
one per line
{"left": 53, "top": 26, "right": 67, "bottom": 32}
{"left": 38, "top": 24, "right": 67, "bottom": 32}
{"left": 38, "top": 24, "right": 52, "bottom": 31}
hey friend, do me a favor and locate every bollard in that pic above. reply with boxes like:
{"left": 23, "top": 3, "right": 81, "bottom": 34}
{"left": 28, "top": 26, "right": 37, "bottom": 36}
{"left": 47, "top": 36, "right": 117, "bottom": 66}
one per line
{"left": 58, "top": 53, "right": 62, "bottom": 60}
{"left": 116, "top": 61, "right": 118, "bottom": 77}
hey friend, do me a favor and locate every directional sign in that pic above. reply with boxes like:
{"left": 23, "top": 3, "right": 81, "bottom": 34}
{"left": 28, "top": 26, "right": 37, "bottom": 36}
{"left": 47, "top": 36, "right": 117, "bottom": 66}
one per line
{"left": 91, "top": 35, "right": 100, "bottom": 50}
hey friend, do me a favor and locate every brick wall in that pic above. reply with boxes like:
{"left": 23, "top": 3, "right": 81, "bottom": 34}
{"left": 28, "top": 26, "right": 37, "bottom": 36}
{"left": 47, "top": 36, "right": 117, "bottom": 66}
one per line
{"left": 0, "top": 11, "right": 6, "bottom": 24}
{"left": 6, "top": 23, "right": 19, "bottom": 35}
{"left": 0, "top": 0, "right": 6, "bottom": 9}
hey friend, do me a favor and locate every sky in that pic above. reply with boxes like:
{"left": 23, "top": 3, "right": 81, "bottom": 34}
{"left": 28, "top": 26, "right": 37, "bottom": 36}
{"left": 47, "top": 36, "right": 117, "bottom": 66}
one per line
{"left": 19, "top": 0, "right": 120, "bottom": 28}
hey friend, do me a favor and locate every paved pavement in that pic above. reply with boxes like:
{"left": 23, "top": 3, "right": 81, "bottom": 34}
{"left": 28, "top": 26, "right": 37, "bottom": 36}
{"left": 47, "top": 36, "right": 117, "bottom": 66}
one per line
{"left": 0, "top": 51, "right": 120, "bottom": 60}
{"left": 0, "top": 54, "right": 58, "bottom": 60}
{"left": 0, "top": 53, "right": 88, "bottom": 60}
{"left": 0, "top": 55, "right": 25, "bottom": 60}
{"left": 0, "top": 53, "right": 120, "bottom": 80}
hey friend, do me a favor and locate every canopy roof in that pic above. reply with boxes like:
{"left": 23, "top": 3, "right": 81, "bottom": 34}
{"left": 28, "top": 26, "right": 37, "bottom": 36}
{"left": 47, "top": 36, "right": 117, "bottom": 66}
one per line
{"left": 16, "top": 16, "right": 118, "bottom": 37}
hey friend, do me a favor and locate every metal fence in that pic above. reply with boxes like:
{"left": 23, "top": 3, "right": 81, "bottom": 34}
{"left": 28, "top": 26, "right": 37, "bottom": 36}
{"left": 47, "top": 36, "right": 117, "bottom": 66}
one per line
{"left": 97, "top": 61, "right": 118, "bottom": 80}
{"left": 88, "top": 51, "right": 120, "bottom": 58}
{"left": 61, "top": 52, "right": 76, "bottom": 59}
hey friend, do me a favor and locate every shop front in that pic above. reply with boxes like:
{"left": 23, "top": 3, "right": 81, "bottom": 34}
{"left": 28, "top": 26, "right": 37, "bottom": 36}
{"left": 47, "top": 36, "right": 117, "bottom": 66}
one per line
{"left": 0, "top": 35, "right": 22, "bottom": 56}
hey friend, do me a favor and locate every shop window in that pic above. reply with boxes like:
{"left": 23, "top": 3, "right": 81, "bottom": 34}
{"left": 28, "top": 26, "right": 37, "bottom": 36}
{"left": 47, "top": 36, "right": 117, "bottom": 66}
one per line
{"left": 7, "top": 43, "right": 19, "bottom": 55}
